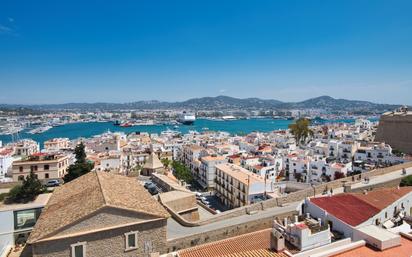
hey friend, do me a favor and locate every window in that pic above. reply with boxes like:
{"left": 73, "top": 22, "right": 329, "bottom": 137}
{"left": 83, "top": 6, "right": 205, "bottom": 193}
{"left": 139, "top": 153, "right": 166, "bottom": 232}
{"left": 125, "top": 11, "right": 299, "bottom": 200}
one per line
{"left": 45, "top": 173, "right": 49, "bottom": 179}
{"left": 44, "top": 164, "right": 49, "bottom": 170}
{"left": 14, "top": 208, "right": 42, "bottom": 230}
{"left": 71, "top": 242, "right": 86, "bottom": 257}
{"left": 125, "top": 231, "right": 138, "bottom": 251}
{"left": 19, "top": 166, "right": 23, "bottom": 172}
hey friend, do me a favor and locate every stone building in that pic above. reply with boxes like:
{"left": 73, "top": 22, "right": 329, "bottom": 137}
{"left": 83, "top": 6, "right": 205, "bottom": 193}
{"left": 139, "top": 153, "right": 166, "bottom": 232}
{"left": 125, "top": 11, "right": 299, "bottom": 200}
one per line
{"left": 28, "top": 171, "right": 170, "bottom": 257}
{"left": 376, "top": 108, "right": 412, "bottom": 154}
{"left": 141, "top": 151, "right": 165, "bottom": 176}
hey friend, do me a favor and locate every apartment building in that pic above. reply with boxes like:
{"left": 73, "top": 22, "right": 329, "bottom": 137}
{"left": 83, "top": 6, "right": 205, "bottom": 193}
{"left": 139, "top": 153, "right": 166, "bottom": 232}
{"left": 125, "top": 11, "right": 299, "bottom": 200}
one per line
{"left": 182, "top": 144, "right": 203, "bottom": 172}
{"left": 215, "top": 163, "right": 272, "bottom": 208}
{"left": 43, "top": 138, "right": 70, "bottom": 152}
{"left": 198, "top": 155, "right": 227, "bottom": 190}
{"left": 11, "top": 153, "right": 70, "bottom": 181}
{"left": 0, "top": 149, "right": 14, "bottom": 179}
{"left": 13, "top": 140, "right": 39, "bottom": 157}
{"left": 354, "top": 143, "right": 406, "bottom": 172}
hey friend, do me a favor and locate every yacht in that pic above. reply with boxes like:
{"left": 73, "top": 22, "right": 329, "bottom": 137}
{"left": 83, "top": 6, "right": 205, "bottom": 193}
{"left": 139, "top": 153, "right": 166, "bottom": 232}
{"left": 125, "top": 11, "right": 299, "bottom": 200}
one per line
{"left": 28, "top": 125, "right": 52, "bottom": 134}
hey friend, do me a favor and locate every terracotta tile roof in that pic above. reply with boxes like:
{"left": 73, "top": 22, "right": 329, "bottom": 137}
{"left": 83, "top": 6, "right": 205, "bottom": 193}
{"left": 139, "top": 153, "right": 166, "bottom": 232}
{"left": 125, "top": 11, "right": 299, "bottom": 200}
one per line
{"left": 220, "top": 249, "right": 288, "bottom": 257}
{"left": 310, "top": 194, "right": 380, "bottom": 226}
{"left": 310, "top": 187, "right": 412, "bottom": 227}
{"left": 28, "top": 171, "right": 169, "bottom": 243}
{"left": 178, "top": 228, "right": 281, "bottom": 257}
{"left": 333, "top": 237, "right": 412, "bottom": 257}
{"left": 351, "top": 187, "right": 412, "bottom": 210}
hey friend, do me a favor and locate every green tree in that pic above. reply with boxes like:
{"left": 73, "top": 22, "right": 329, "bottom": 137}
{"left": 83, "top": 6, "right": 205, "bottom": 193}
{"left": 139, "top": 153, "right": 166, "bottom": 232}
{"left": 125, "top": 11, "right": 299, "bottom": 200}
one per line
{"left": 63, "top": 142, "right": 94, "bottom": 183}
{"left": 171, "top": 161, "right": 193, "bottom": 184}
{"left": 74, "top": 142, "right": 87, "bottom": 164}
{"left": 7, "top": 171, "right": 46, "bottom": 203}
{"left": 288, "top": 118, "right": 314, "bottom": 145}
{"left": 400, "top": 175, "right": 412, "bottom": 187}
{"left": 161, "top": 158, "right": 171, "bottom": 169}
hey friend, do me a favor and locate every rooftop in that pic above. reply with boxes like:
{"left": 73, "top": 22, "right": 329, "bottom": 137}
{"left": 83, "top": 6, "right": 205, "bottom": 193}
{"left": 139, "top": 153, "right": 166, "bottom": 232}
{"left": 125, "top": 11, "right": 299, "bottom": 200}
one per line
{"left": 353, "top": 187, "right": 412, "bottom": 210}
{"left": 215, "top": 163, "right": 265, "bottom": 185}
{"left": 310, "top": 187, "right": 412, "bottom": 227}
{"left": 28, "top": 171, "right": 169, "bottom": 243}
{"left": 310, "top": 194, "right": 380, "bottom": 226}
{"left": 177, "top": 228, "right": 288, "bottom": 257}
{"left": 0, "top": 193, "right": 51, "bottom": 212}
{"left": 333, "top": 236, "right": 412, "bottom": 257}
{"left": 201, "top": 155, "right": 226, "bottom": 162}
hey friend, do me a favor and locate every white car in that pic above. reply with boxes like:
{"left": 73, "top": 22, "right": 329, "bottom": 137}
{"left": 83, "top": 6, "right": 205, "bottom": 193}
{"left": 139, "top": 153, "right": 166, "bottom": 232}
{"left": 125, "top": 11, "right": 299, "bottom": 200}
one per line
{"left": 200, "top": 198, "right": 210, "bottom": 205}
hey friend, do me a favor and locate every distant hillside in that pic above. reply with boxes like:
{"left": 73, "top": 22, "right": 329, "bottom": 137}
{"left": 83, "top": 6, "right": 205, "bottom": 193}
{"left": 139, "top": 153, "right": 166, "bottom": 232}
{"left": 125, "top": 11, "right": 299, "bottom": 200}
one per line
{"left": 278, "top": 96, "right": 398, "bottom": 112}
{"left": 0, "top": 95, "right": 400, "bottom": 112}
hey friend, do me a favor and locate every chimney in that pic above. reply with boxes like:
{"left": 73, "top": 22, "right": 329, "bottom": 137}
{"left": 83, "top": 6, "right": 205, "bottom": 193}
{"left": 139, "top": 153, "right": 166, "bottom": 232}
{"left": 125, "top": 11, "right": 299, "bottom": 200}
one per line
{"left": 284, "top": 217, "right": 288, "bottom": 226}
{"left": 294, "top": 215, "right": 299, "bottom": 223}
{"left": 318, "top": 218, "right": 322, "bottom": 226}
{"left": 270, "top": 228, "right": 285, "bottom": 252}
{"left": 363, "top": 190, "right": 368, "bottom": 195}
{"left": 306, "top": 213, "right": 310, "bottom": 219}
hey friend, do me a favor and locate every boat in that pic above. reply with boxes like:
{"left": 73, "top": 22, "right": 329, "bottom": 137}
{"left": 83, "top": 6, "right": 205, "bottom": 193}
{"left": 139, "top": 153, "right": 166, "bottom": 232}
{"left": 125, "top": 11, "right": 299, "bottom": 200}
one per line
{"left": 161, "top": 128, "right": 181, "bottom": 137}
{"left": 119, "top": 122, "right": 132, "bottom": 127}
{"left": 222, "top": 115, "right": 236, "bottom": 121}
{"left": 177, "top": 112, "right": 196, "bottom": 125}
{"left": 28, "top": 126, "right": 52, "bottom": 134}
{"left": 113, "top": 120, "right": 121, "bottom": 126}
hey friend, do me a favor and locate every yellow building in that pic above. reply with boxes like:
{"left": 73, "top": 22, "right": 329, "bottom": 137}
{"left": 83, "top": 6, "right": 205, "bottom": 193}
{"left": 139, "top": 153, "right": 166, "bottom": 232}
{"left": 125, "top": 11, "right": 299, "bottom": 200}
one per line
{"left": 12, "top": 153, "right": 70, "bottom": 181}
{"left": 215, "top": 163, "right": 269, "bottom": 208}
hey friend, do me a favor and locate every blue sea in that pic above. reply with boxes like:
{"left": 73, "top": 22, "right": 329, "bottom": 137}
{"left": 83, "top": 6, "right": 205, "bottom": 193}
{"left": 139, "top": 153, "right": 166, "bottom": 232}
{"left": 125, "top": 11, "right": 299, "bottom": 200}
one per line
{"left": 0, "top": 118, "right": 369, "bottom": 147}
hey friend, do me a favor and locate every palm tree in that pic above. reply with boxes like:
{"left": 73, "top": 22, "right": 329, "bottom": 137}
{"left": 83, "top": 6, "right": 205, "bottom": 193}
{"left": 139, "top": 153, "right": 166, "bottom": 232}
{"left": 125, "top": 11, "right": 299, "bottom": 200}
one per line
{"left": 288, "top": 118, "right": 314, "bottom": 145}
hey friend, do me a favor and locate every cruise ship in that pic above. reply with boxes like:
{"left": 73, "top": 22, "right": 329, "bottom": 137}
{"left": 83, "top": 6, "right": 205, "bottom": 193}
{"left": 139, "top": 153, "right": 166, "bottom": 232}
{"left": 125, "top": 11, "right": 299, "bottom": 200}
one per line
{"left": 177, "top": 112, "right": 196, "bottom": 125}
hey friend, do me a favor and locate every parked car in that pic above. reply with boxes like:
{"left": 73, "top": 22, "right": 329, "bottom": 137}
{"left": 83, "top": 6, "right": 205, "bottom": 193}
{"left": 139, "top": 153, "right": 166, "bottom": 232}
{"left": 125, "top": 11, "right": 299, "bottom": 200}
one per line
{"left": 147, "top": 184, "right": 159, "bottom": 195}
{"left": 200, "top": 198, "right": 210, "bottom": 205}
{"left": 144, "top": 181, "right": 154, "bottom": 189}
{"left": 46, "top": 179, "right": 60, "bottom": 187}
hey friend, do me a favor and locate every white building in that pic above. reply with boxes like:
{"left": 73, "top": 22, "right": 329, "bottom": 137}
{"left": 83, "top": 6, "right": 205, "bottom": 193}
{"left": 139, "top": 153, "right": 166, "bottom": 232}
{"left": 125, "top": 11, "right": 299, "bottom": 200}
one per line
{"left": 305, "top": 187, "right": 412, "bottom": 241}
{"left": 0, "top": 194, "right": 51, "bottom": 257}
{"left": 198, "top": 155, "right": 227, "bottom": 190}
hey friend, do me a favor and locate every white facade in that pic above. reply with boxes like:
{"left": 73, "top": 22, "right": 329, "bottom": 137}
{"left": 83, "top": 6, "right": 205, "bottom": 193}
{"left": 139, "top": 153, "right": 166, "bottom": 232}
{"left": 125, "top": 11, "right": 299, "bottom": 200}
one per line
{"left": 0, "top": 154, "right": 13, "bottom": 179}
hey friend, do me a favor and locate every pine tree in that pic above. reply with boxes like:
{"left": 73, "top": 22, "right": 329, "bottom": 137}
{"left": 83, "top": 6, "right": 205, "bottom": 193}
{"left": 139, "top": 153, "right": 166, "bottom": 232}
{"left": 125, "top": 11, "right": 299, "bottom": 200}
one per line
{"left": 63, "top": 142, "right": 94, "bottom": 183}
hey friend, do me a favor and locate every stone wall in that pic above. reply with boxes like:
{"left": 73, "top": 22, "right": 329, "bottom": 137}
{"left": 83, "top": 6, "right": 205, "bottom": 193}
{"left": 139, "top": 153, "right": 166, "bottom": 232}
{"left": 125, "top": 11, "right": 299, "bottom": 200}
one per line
{"left": 31, "top": 219, "right": 168, "bottom": 257}
{"left": 162, "top": 162, "right": 412, "bottom": 229}
{"left": 376, "top": 113, "right": 412, "bottom": 154}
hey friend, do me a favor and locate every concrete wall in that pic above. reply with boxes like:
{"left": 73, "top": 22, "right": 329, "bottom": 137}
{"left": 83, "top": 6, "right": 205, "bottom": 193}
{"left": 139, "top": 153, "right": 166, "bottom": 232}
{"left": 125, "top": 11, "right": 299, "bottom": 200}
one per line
{"left": 0, "top": 211, "right": 13, "bottom": 257}
{"left": 352, "top": 228, "right": 400, "bottom": 250}
{"left": 31, "top": 219, "right": 168, "bottom": 257}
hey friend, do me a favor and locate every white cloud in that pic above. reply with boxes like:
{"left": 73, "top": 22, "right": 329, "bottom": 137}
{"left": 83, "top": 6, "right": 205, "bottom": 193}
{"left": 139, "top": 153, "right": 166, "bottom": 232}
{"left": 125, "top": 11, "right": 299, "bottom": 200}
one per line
{"left": 0, "top": 24, "right": 12, "bottom": 34}
{"left": 8, "top": 17, "right": 14, "bottom": 23}
{"left": 219, "top": 89, "right": 227, "bottom": 93}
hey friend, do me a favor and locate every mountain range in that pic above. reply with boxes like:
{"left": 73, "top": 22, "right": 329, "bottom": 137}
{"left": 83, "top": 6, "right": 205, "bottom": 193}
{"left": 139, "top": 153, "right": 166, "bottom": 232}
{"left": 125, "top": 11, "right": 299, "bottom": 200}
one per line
{"left": 0, "top": 96, "right": 401, "bottom": 112}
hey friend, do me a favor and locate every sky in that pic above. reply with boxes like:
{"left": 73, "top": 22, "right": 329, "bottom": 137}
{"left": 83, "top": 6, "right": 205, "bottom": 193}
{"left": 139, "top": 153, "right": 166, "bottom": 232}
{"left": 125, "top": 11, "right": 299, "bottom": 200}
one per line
{"left": 0, "top": 0, "right": 411, "bottom": 105}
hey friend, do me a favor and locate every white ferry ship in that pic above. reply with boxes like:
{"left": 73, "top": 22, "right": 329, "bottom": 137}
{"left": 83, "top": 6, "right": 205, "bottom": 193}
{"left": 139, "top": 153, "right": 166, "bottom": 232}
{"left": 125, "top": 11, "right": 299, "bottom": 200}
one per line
{"left": 177, "top": 112, "right": 196, "bottom": 125}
